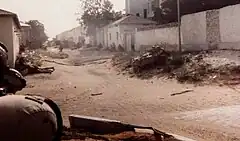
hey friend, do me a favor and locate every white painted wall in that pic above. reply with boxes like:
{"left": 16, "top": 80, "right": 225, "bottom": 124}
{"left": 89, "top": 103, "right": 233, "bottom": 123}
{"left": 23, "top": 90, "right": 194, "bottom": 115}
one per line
{"left": 135, "top": 11, "right": 208, "bottom": 52}
{"left": 135, "top": 27, "right": 178, "bottom": 51}
{"left": 107, "top": 25, "right": 121, "bottom": 47}
{"left": 181, "top": 12, "right": 207, "bottom": 45}
{"left": 0, "top": 17, "right": 19, "bottom": 67}
{"left": 134, "top": 4, "right": 240, "bottom": 51}
{"left": 219, "top": 4, "right": 240, "bottom": 43}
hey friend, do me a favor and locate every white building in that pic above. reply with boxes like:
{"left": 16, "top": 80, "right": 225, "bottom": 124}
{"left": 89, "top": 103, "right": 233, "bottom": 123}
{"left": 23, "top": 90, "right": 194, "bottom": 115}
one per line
{"left": 56, "top": 26, "right": 86, "bottom": 44}
{"left": 106, "top": 15, "right": 156, "bottom": 51}
{"left": 0, "top": 9, "right": 21, "bottom": 67}
{"left": 125, "top": 0, "right": 154, "bottom": 18}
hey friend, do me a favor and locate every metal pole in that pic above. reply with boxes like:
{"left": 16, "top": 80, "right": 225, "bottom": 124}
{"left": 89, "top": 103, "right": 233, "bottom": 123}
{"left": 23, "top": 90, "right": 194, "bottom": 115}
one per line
{"left": 177, "top": 0, "right": 182, "bottom": 52}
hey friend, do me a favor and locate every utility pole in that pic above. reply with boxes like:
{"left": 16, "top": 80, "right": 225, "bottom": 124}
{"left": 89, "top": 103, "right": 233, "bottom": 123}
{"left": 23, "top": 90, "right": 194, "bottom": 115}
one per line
{"left": 177, "top": 0, "right": 182, "bottom": 52}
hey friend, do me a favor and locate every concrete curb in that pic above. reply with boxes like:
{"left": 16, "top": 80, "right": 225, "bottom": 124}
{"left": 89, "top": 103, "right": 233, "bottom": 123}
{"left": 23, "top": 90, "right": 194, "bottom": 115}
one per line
{"left": 69, "top": 115, "right": 196, "bottom": 141}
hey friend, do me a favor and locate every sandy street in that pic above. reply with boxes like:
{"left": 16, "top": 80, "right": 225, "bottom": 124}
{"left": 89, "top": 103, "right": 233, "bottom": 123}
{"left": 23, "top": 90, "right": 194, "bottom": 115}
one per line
{"left": 19, "top": 48, "right": 240, "bottom": 141}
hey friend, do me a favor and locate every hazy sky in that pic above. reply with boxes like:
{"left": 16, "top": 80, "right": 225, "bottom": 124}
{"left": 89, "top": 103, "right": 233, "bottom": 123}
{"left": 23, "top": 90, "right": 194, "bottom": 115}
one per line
{"left": 0, "top": 0, "right": 125, "bottom": 37}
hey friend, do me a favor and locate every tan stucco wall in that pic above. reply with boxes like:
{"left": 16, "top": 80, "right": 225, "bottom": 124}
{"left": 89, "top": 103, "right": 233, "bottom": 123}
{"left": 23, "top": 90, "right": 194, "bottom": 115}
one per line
{"left": 0, "top": 17, "right": 17, "bottom": 67}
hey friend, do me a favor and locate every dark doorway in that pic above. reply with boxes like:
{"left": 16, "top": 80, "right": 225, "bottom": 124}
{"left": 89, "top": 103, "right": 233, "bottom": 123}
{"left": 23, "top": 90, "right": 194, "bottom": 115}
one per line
{"left": 144, "top": 9, "right": 147, "bottom": 19}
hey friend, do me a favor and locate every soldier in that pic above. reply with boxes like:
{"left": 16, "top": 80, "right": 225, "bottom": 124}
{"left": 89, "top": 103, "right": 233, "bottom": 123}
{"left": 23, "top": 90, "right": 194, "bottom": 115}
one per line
{"left": 0, "top": 42, "right": 63, "bottom": 141}
{"left": 0, "top": 95, "right": 63, "bottom": 141}
{"left": 0, "top": 42, "right": 26, "bottom": 95}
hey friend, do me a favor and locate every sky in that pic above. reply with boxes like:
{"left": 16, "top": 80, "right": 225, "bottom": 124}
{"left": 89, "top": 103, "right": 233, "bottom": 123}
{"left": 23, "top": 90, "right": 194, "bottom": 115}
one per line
{"left": 0, "top": 0, "right": 125, "bottom": 38}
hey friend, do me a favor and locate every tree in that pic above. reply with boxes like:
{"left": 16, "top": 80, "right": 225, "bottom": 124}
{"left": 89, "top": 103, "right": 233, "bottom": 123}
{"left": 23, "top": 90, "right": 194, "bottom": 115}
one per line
{"left": 26, "top": 20, "right": 48, "bottom": 46}
{"left": 154, "top": 0, "right": 240, "bottom": 23}
{"left": 78, "top": 0, "right": 123, "bottom": 36}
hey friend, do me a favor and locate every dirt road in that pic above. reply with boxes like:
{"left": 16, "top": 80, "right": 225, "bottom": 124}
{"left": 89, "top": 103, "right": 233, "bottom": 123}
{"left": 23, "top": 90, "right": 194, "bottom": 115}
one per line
{"left": 19, "top": 48, "right": 240, "bottom": 141}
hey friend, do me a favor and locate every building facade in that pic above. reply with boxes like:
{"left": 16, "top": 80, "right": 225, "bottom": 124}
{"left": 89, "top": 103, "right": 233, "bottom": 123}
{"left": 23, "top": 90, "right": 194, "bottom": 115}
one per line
{"left": 106, "top": 15, "right": 156, "bottom": 51}
{"left": 56, "top": 26, "right": 86, "bottom": 44}
{"left": 125, "top": 0, "right": 154, "bottom": 18}
{"left": 20, "top": 22, "right": 31, "bottom": 47}
{"left": 0, "top": 9, "right": 21, "bottom": 67}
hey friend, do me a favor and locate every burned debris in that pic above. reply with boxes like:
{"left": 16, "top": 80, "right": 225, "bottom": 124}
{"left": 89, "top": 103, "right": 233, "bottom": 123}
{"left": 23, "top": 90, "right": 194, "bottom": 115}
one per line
{"left": 112, "top": 44, "right": 240, "bottom": 85}
{"left": 15, "top": 50, "right": 55, "bottom": 76}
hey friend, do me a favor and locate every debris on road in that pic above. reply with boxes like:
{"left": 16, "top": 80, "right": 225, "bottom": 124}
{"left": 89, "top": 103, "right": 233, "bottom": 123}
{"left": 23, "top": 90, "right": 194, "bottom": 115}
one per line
{"left": 112, "top": 45, "right": 240, "bottom": 85}
{"left": 15, "top": 50, "right": 55, "bottom": 76}
{"left": 43, "top": 59, "right": 71, "bottom": 66}
{"left": 91, "top": 93, "right": 103, "bottom": 96}
{"left": 170, "top": 90, "right": 194, "bottom": 96}
{"left": 38, "top": 49, "right": 69, "bottom": 59}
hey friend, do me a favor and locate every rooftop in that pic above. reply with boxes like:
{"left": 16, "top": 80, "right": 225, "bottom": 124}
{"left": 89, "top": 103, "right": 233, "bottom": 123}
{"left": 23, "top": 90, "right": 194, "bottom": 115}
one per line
{"left": 110, "top": 15, "right": 157, "bottom": 26}
{"left": 0, "top": 9, "right": 21, "bottom": 29}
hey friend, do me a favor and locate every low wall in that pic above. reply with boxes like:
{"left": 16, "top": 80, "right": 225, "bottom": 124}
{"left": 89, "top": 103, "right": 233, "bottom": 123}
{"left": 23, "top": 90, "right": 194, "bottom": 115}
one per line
{"left": 135, "top": 26, "right": 178, "bottom": 52}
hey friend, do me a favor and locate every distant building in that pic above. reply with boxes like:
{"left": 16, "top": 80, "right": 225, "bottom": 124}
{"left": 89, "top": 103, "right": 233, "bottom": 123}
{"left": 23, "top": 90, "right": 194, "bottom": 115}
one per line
{"left": 106, "top": 15, "right": 157, "bottom": 51}
{"left": 56, "top": 26, "right": 86, "bottom": 45}
{"left": 125, "top": 0, "right": 154, "bottom": 18}
{"left": 0, "top": 9, "right": 21, "bottom": 67}
{"left": 20, "top": 22, "right": 31, "bottom": 47}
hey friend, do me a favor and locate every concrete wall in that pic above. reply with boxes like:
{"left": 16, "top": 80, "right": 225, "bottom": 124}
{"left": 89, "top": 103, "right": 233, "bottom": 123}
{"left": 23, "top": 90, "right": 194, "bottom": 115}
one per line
{"left": 135, "top": 4, "right": 240, "bottom": 51}
{"left": 0, "top": 17, "right": 17, "bottom": 67}
{"left": 219, "top": 4, "right": 240, "bottom": 50}
{"left": 181, "top": 12, "right": 207, "bottom": 45}
{"left": 135, "top": 26, "right": 178, "bottom": 51}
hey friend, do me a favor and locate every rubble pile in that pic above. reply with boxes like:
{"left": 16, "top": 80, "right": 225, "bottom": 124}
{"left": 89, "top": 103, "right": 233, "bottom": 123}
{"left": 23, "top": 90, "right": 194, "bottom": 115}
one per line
{"left": 112, "top": 53, "right": 133, "bottom": 72}
{"left": 15, "top": 50, "right": 55, "bottom": 76}
{"left": 38, "top": 50, "right": 69, "bottom": 59}
{"left": 112, "top": 45, "right": 240, "bottom": 85}
{"left": 131, "top": 46, "right": 172, "bottom": 73}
